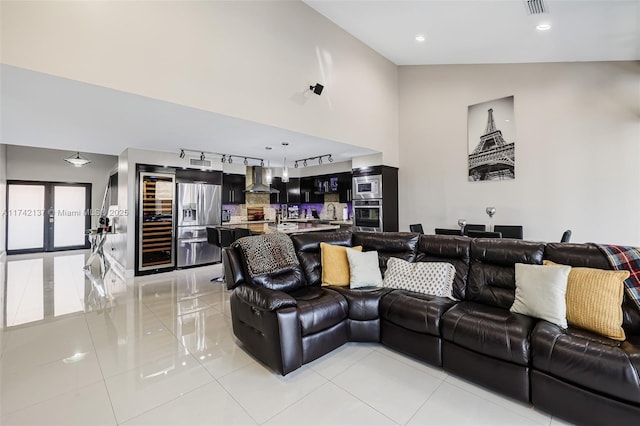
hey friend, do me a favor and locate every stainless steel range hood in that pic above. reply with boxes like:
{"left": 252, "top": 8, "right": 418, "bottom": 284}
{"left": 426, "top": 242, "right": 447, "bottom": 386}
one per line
{"left": 244, "top": 166, "right": 279, "bottom": 193}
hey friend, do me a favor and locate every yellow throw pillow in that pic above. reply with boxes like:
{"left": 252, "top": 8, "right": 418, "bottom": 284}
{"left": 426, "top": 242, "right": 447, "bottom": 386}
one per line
{"left": 321, "top": 243, "right": 362, "bottom": 286}
{"left": 544, "top": 260, "right": 629, "bottom": 340}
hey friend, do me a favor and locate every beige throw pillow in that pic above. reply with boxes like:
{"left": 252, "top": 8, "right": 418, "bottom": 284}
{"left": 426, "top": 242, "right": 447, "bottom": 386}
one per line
{"left": 511, "top": 263, "right": 571, "bottom": 328}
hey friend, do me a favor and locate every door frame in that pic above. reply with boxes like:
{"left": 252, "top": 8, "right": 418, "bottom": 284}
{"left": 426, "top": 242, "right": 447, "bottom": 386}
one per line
{"left": 6, "top": 180, "right": 92, "bottom": 255}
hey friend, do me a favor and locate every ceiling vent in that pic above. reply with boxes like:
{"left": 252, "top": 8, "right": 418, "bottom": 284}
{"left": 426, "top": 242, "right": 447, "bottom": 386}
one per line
{"left": 189, "top": 157, "right": 213, "bottom": 168}
{"left": 525, "top": 0, "right": 547, "bottom": 14}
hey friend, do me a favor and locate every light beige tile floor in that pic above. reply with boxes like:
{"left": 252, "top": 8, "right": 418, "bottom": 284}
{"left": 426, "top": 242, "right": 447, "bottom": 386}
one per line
{"left": 0, "top": 250, "right": 571, "bottom": 425}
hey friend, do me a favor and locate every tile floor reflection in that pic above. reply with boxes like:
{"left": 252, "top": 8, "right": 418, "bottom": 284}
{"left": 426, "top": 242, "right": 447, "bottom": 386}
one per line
{"left": 0, "top": 250, "right": 571, "bottom": 425}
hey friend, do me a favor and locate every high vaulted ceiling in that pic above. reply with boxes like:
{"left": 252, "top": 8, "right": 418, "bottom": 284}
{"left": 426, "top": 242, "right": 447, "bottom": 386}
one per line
{"left": 304, "top": 0, "right": 640, "bottom": 65}
{"left": 2, "top": 1, "right": 638, "bottom": 163}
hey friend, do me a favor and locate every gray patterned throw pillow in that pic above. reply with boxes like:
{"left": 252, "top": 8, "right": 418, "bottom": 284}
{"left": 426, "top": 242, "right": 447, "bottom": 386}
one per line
{"left": 383, "top": 258, "right": 457, "bottom": 300}
{"left": 235, "top": 233, "right": 299, "bottom": 278}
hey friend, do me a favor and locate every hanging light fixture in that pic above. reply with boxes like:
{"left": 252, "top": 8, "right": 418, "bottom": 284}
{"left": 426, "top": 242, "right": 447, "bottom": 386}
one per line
{"left": 64, "top": 152, "right": 91, "bottom": 167}
{"left": 265, "top": 160, "right": 273, "bottom": 184}
{"left": 281, "top": 142, "right": 289, "bottom": 183}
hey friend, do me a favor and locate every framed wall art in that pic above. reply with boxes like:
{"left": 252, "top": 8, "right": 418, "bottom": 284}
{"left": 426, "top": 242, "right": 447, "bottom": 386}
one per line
{"left": 468, "top": 95, "right": 515, "bottom": 182}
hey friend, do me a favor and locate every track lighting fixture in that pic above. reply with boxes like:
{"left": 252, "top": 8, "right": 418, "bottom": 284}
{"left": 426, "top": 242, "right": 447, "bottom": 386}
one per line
{"left": 309, "top": 83, "right": 324, "bottom": 96}
{"left": 178, "top": 149, "right": 265, "bottom": 167}
{"left": 294, "top": 161, "right": 299, "bottom": 168}
{"left": 293, "top": 153, "right": 334, "bottom": 167}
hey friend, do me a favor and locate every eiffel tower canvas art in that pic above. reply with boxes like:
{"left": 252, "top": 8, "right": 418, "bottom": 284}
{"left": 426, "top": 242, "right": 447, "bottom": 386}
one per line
{"left": 468, "top": 96, "right": 515, "bottom": 181}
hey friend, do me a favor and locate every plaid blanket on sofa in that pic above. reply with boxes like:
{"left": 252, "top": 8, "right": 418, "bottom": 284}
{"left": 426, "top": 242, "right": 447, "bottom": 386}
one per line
{"left": 597, "top": 244, "right": 640, "bottom": 311}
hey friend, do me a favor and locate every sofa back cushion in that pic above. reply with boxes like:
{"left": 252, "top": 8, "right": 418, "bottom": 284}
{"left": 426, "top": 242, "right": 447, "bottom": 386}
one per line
{"left": 416, "top": 235, "right": 471, "bottom": 300}
{"left": 545, "top": 242, "right": 640, "bottom": 336}
{"left": 467, "top": 239, "right": 545, "bottom": 309}
{"left": 291, "top": 231, "right": 353, "bottom": 287}
{"left": 352, "top": 232, "right": 420, "bottom": 272}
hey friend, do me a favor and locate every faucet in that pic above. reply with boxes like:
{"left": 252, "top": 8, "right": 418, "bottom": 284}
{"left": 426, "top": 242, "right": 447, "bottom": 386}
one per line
{"left": 326, "top": 203, "right": 337, "bottom": 220}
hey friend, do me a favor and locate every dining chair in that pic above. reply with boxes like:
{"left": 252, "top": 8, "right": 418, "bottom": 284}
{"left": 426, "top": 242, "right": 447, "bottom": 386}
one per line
{"left": 561, "top": 230, "right": 572, "bottom": 243}
{"left": 467, "top": 230, "right": 502, "bottom": 238}
{"left": 435, "top": 228, "right": 463, "bottom": 236}
{"left": 409, "top": 224, "right": 424, "bottom": 234}
{"left": 232, "top": 228, "right": 252, "bottom": 240}
{"left": 463, "top": 224, "right": 486, "bottom": 236}
{"left": 493, "top": 225, "right": 523, "bottom": 239}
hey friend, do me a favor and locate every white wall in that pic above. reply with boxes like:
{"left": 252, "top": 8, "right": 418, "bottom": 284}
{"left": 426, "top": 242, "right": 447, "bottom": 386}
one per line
{"left": 0, "top": 144, "right": 6, "bottom": 255}
{"left": 5, "top": 145, "right": 117, "bottom": 228}
{"left": 1, "top": 0, "right": 399, "bottom": 166}
{"left": 399, "top": 61, "right": 640, "bottom": 246}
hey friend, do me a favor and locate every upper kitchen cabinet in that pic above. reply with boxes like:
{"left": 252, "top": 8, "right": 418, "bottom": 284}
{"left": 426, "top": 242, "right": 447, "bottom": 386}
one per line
{"left": 222, "top": 173, "right": 246, "bottom": 204}
{"left": 269, "top": 177, "right": 286, "bottom": 204}
{"left": 300, "top": 177, "right": 324, "bottom": 203}
{"left": 288, "top": 178, "right": 301, "bottom": 204}
{"left": 270, "top": 177, "right": 300, "bottom": 204}
{"left": 337, "top": 172, "right": 353, "bottom": 203}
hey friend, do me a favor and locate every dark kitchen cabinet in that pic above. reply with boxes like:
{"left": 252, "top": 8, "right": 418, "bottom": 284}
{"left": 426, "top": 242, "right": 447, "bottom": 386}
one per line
{"left": 222, "top": 173, "right": 245, "bottom": 204}
{"left": 269, "top": 177, "right": 286, "bottom": 204}
{"left": 269, "top": 177, "right": 300, "bottom": 204}
{"left": 287, "top": 178, "right": 301, "bottom": 204}
{"left": 300, "top": 177, "right": 323, "bottom": 203}
{"left": 337, "top": 172, "right": 353, "bottom": 203}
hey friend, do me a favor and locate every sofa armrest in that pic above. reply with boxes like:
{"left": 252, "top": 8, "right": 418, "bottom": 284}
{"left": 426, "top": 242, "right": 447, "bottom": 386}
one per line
{"left": 234, "top": 284, "right": 297, "bottom": 311}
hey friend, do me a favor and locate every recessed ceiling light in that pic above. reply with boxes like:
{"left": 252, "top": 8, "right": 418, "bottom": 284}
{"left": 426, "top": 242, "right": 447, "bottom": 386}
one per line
{"left": 536, "top": 23, "right": 551, "bottom": 31}
{"left": 415, "top": 34, "right": 426, "bottom": 42}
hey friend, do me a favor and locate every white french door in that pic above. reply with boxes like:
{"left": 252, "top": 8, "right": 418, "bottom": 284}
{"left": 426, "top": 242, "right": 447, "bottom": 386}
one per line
{"left": 6, "top": 181, "right": 91, "bottom": 253}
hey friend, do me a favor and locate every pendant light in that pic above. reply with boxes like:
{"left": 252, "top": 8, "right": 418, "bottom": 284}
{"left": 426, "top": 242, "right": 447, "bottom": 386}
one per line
{"left": 281, "top": 142, "right": 289, "bottom": 183}
{"left": 265, "top": 160, "right": 273, "bottom": 184}
{"left": 64, "top": 152, "right": 91, "bottom": 167}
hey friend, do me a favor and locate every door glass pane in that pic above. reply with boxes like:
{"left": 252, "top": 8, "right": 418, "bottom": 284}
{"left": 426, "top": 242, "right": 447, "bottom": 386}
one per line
{"left": 54, "top": 186, "right": 86, "bottom": 248}
{"left": 7, "top": 184, "right": 45, "bottom": 250}
{"left": 6, "top": 258, "right": 44, "bottom": 326}
{"left": 54, "top": 254, "right": 87, "bottom": 316}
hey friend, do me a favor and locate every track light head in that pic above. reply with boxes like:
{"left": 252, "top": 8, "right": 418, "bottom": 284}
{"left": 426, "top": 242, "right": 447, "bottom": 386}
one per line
{"left": 221, "top": 155, "right": 226, "bottom": 163}
{"left": 200, "top": 152, "right": 205, "bottom": 161}
{"left": 309, "top": 83, "right": 324, "bottom": 96}
{"left": 243, "top": 157, "right": 248, "bottom": 166}
{"left": 294, "top": 161, "right": 298, "bottom": 168}
{"left": 303, "top": 160, "right": 307, "bottom": 167}
{"left": 328, "top": 155, "right": 333, "bottom": 163}
{"left": 228, "top": 156, "right": 233, "bottom": 164}
{"left": 318, "top": 157, "right": 322, "bottom": 165}
{"left": 260, "top": 160, "right": 264, "bottom": 167}
{"left": 179, "top": 149, "right": 185, "bottom": 159}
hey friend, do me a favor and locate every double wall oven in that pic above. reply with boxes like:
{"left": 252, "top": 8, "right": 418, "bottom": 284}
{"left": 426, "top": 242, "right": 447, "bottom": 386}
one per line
{"left": 353, "top": 175, "right": 384, "bottom": 232}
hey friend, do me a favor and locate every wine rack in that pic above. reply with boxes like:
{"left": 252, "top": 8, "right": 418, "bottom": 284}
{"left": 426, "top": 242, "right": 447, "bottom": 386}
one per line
{"left": 139, "top": 172, "right": 175, "bottom": 271}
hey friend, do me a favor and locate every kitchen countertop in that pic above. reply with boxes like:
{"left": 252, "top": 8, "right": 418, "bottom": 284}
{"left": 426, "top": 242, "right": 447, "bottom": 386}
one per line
{"left": 283, "top": 219, "right": 352, "bottom": 225}
{"left": 223, "top": 220, "right": 274, "bottom": 225}
{"left": 220, "top": 222, "right": 340, "bottom": 235}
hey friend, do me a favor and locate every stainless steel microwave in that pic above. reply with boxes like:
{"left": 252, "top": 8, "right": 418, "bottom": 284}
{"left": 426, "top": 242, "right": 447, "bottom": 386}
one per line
{"left": 353, "top": 175, "right": 382, "bottom": 199}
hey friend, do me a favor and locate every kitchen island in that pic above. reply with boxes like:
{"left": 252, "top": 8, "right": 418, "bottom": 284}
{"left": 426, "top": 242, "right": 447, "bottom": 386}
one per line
{"left": 220, "top": 222, "right": 340, "bottom": 235}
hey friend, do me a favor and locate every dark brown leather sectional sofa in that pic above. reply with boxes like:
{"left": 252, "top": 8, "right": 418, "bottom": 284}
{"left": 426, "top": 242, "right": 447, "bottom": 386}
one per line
{"left": 222, "top": 231, "right": 640, "bottom": 425}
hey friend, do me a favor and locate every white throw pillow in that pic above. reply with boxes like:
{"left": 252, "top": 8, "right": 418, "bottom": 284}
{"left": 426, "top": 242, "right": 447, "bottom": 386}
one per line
{"left": 510, "top": 263, "right": 571, "bottom": 328}
{"left": 383, "top": 258, "right": 457, "bottom": 299}
{"left": 346, "top": 248, "right": 383, "bottom": 288}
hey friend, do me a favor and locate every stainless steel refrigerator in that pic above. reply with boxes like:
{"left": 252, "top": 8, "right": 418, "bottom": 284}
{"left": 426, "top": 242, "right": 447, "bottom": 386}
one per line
{"left": 176, "top": 183, "right": 222, "bottom": 268}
